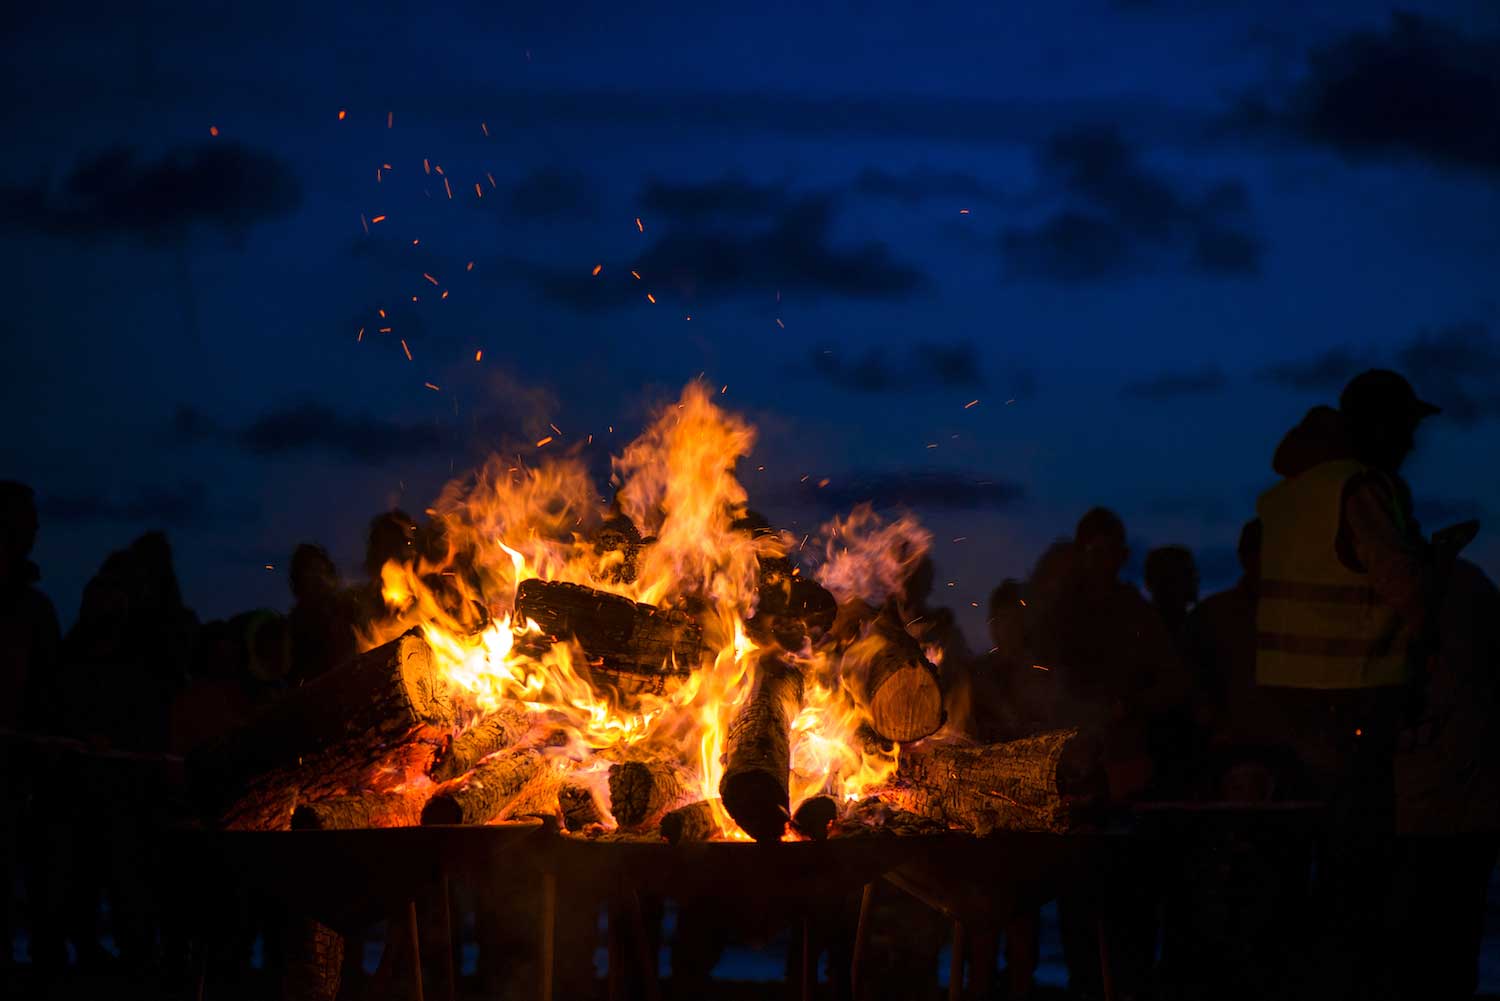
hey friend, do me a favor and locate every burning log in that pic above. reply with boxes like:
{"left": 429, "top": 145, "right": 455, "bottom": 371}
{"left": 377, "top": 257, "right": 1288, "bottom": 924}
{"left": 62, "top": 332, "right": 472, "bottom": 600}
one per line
{"left": 514, "top": 579, "right": 704, "bottom": 697}
{"left": 660, "top": 800, "right": 720, "bottom": 845}
{"left": 608, "top": 758, "right": 695, "bottom": 830}
{"left": 428, "top": 704, "right": 532, "bottom": 783}
{"left": 791, "top": 795, "right": 840, "bottom": 841}
{"left": 192, "top": 629, "right": 451, "bottom": 814}
{"left": 719, "top": 655, "right": 805, "bottom": 842}
{"left": 420, "top": 746, "right": 561, "bottom": 826}
{"left": 290, "top": 788, "right": 426, "bottom": 831}
{"left": 843, "top": 608, "right": 944, "bottom": 744}
{"left": 878, "top": 729, "right": 1097, "bottom": 835}
{"left": 751, "top": 556, "right": 838, "bottom": 648}
{"left": 559, "top": 776, "right": 604, "bottom": 832}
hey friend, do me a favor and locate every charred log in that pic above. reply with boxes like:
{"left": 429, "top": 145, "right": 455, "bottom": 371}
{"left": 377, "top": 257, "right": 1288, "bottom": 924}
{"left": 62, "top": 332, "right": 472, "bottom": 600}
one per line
{"left": 660, "top": 800, "right": 720, "bottom": 845}
{"left": 514, "top": 579, "right": 704, "bottom": 698}
{"left": 843, "top": 607, "right": 943, "bottom": 744}
{"left": 750, "top": 557, "right": 837, "bottom": 649}
{"left": 420, "top": 746, "right": 560, "bottom": 826}
{"left": 719, "top": 655, "right": 804, "bottom": 842}
{"left": 607, "top": 758, "right": 695, "bottom": 830}
{"left": 879, "top": 729, "right": 1098, "bottom": 834}
{"left": 428, "top": 704, "right": 532, "bottom": 783}
{"left": 559, "top": 777, "right": 604, "bottom": 832}
{"left": 790, "top": 795, "right": 839, "bottom": 841}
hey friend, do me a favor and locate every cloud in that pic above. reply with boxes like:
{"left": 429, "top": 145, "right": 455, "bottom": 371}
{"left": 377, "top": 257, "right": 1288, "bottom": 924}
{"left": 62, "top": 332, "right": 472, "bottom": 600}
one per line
{"left": 776, "top": 469, "right": 1027, "bottom": 513}
{"left": 535, "top": 181, "right": 925, "bottom": 309}
{"left": 1258, "top": 324, "right": 1500, "bottom": 424}
{"left": 41, "top": 483, "right": 213, "bottom": 527}
{"left": 1395, "top": 323, "right": 1500, "bottom": 425}
{"left": 852, "top": 166, "right": 996, "bottom": 205}
{"left": 1120, "top": 365, "right": 1229, "bottom": 400}
{"left": 0, "top": 142, "right": 302, "bottom": 243}
{"left": 1257, "top": 345, "right": 1374, "bottom": 392}
{"left": 809, "top": 340, "right": 985, "bottom": 392}
{"left": 175, "top": 403, "right": 446, "bottom": 463}
{"left": 1281, "top": 13, "right": 1500, "bottom": 173}
{"left": 1001, "top": 128, "right": 1262, "bottom": 282}
{"left": 508, "top": 167, "right": 593, "bottom": 220}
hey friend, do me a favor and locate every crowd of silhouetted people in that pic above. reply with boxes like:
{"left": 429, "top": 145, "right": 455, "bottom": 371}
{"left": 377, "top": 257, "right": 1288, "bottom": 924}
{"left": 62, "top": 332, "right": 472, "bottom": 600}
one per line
{"left": 3, "top": 368, "right": 1499, "bottom": 1001}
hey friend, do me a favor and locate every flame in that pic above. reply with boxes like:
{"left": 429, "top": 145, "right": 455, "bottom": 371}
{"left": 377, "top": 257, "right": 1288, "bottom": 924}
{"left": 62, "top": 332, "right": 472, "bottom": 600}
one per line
{"left": 362, "top": 382, "right": 922, "bottom": 838}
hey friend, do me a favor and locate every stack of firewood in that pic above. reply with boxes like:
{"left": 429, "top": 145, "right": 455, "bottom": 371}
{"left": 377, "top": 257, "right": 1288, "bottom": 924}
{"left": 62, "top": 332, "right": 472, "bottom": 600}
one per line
{"left": 190, "top": 571, "right": 1094, "bottom": 843}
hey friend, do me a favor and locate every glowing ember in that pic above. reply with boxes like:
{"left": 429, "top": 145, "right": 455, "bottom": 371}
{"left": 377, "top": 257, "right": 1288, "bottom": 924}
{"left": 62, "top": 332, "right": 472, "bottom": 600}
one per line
{"left": 361, "top": 383, "right": 931, "bottom": 839}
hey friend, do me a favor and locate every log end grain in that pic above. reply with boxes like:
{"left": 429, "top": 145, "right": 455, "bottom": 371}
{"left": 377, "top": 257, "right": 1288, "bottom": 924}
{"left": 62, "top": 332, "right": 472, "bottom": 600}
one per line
{"left": 869, "top": 665, "right": 944, "bottom": 743}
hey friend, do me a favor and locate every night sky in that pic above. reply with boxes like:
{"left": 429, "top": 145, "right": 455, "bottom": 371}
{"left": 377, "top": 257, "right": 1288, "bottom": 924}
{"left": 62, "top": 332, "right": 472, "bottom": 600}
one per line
{"left": 4, "top": 1, "right": 1498, "bottom": 644}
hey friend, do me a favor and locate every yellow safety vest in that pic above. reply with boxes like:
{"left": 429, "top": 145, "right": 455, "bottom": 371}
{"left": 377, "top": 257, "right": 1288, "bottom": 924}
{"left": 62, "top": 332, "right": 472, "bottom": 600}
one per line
{"left": 1255, "top": 459, "right": 1412, "bottom": 689}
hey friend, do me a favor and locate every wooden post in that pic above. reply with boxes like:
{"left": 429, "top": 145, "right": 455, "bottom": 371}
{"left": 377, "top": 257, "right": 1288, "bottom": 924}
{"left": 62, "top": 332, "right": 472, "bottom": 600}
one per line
{"left": 405, "top": 900, "right": 426, "bottom": 1001}
{"left": 850, "top": 882, "right": 875, "bottom": 1001}
{"left": 948, "top": 920, "right": 965, "bottom": 1001}
{"left": 539, "top": 871, "right": 557, "bottom": 1001}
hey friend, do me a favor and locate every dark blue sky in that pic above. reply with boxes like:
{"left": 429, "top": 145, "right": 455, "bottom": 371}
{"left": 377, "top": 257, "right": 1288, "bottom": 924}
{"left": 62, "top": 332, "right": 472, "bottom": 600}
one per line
{"left": 3, "top": 0, "right": 1498, "bottom": 643}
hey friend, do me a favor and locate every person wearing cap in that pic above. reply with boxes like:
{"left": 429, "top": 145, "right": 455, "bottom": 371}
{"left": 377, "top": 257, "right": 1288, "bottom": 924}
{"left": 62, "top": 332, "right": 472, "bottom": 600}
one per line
{"left": 1254, "top": 369, "right": 1440, "bottom": 1000}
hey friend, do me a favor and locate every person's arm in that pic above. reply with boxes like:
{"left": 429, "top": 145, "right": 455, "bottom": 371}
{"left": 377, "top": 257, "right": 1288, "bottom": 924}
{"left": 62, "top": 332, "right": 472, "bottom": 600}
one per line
{"left": 1343, "top": 475, "right": 1428, "bottom": 628}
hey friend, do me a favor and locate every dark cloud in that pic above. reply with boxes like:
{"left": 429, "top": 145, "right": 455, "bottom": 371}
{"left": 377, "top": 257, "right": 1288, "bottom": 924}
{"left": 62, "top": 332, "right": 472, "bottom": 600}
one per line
{"left": 1284, "top": 13, "right": 1500, "bottom": 173}
{"left": 536, "top": 182, "right": 925, "bottom": 309}
{"left": 1001, "top": 128, "right": 1262, "bottom": 283}
{"left": 42, "top": 483, "right": 213, "bottom": 527}
{"left": 778, "top": 469, "right": 1026, "bottom": 513}
{"left": 1396, "top": 323, "right": 1500, "bottom": 425}
{"left": 0, "top": 142, "right": 302, "bottom": 243}
{"left": 1259, "top": 325, "right": 1500, "bottom": 424}
{"left": 1121, "top": 365, "right": 1229, "bottom": 400}
{"left": 175, "top": 403, "right": 446, "bottom": 463}
{"left": 852, "top": 167, "right": 996, "bottom": 205}
{"left": 509, "top": 167, "right": 593, "bottom": 220}
{"left": 809, "top": 340, "right": 984, "bottom": 392}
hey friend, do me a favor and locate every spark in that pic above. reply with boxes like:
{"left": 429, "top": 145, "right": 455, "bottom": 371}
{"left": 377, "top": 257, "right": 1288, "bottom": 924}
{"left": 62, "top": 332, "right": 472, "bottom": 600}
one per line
{"left": 475, "top": 183, "right": 483, "bottom": 198}
{"left": 412, "top": 239, "right": 419, "bottom": 245}
{"left": 378, "top": 309, "right": 386, "bottom": 318}
{"left": 817, "top": 478, "right": 830, "bottom": 488}
{"left": 387, "top": 111, "right": 393, "bottom": 128}
{"left": 720, "top": 385, "right": 727, "bottom": 394}
{"left": 467, "top": 261, "right": 474, "bottom": 271}
{"left": 357, "top": 328, "right": 364, "bottom": 342}
{"left": 209, "top": 125, "right": 219, "bottom": 137}
{"left": 536, "top": 436, "right": 554, "bottom": 448}
{"left": 441, "top": 290, "right": 449, "bottom": 299}
{"left": 635, "top": 217, "right": 644, "bottom": 232}
{"left": 264, "top": 564, "right": 274, "bottom": 571}
{"left": 959, "top": 208, "right": 970, "bottom": 214}
{"left": 646, "top": 293, "right": 656, "bottom": 304}
{"left": 592, "top": 264, "right": 602, "bottom": 276}
{"left": 1006, "top": 398, "right": 1016, "bottom": 405}
{"left": 481, "top": 122, "right": 489, "bottom": 136}
{"left": 775, "top": 318, "right": 785, "bottom": 329}
{"left": 401, "top": 339, "right": 412, "bottom": 361}
{"left": 964, "top": 399, "right": 979, "bottom": 409}
{"left": 434, "top": 165, "right": 444, "bottom": 175}
{"left": 487, "top": 172, "right": 496, "bottom": 189}
{"left": 475, "top": 350, "right": 483, "bottom": 362}
{"left": 444, "top": 178, "right": 452, "bottom": 199}
{"left": 360, "top": 215, "right": 369, "bottom": 234}
{"left": 378, "top": 327, "right": 392, "bottom": 333}
{"left": 952, "top": 537, "right": 967, "bottom": 543}
{"left": 926, "top": 443, "right": 938, "bottom": 449}
{"left": 423, "top": 273, "right": 439, "bottom": 286}
{"left": 630, "top": 270, "right": 641, "bottom": 280}
{"left": 423, "top": 159, "right": 431, "bottom": 174}
{"left": 1031, "top": 665, "right": 1051, "bottom": 672}
{"left": 425, "top": 382, "right": 441, "bottom": 392}
{"left": 338, "top": 109, "right": 346, "bottom": 121}
{"left": 371, "top": 215, "right": 386, "bottom": 224}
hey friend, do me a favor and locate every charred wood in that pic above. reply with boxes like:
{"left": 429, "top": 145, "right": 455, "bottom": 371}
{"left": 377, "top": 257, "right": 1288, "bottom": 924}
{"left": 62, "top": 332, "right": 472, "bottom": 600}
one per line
{"left": 719, "top": 654, "right": 804, "bottom": 842}
{"left": 607, "top": 758, "right": 695, "bottom": 830}
{"left": 843, "top": 607, "right": 943, "bottom": 744}
{"left": 420, "top": 746, "right": 560, "bottom": 826}
{"left": 428, "top": 704, "right": 532, "bottom": 783}
{"left": 790, "top": 795, "right": 839, "bottom": 841}
{"left": 660, "top": 800, "right": 720, "bottom": 845}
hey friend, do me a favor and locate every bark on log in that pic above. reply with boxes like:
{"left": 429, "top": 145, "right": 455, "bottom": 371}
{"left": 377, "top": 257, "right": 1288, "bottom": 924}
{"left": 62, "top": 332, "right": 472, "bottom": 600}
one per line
{"left": 878, "top": 729, "right": 1096, "bottom": 834}
{"left": 660, "top": 800, "right": 720, "bottom": 845}
{"left": 428, "top": 704, "right": 532, "bottom": 783}
{"left": 791, "top": 795, "right": 839, "bottom": 841}
{"left": 420, "top": 746, "right": 560, "bottom": 826}
{"left": 751, "top": 557, "right": 838, "bottom": 649}
{"left": 719, "top": 655, "right": 804, "bottom": 842}
{"left": 513, "top": 579, "right": 704, "bottom": 697}
{"left": 607, "top": 758, "right": 696, "bottom": 830}
{"left": 192, "top": 629, "right": 451, "bottom": 813}
{"left": 842, "top": 608, "right": 943, "bottom": 744}
{"left": 290, "top": 788, "right": 427, "bottom": 830}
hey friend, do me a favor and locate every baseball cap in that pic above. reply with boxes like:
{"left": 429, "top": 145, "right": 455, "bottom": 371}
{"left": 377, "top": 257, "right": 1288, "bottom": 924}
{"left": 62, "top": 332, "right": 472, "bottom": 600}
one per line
{"left": 1339, "top": 370, "right": 1441, "bottom": 424}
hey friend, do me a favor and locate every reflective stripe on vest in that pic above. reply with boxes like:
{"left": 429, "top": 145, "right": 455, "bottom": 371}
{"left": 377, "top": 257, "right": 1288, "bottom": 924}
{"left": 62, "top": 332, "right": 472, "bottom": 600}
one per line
{"left": 1254, "top": 458, "right": 1411, "bottom": 689}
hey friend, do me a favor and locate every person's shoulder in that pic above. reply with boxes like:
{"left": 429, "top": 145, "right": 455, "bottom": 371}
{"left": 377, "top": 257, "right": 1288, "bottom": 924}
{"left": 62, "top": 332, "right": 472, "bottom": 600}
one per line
{"left": 19, "top": 584, "right": 60, "bottom": 626}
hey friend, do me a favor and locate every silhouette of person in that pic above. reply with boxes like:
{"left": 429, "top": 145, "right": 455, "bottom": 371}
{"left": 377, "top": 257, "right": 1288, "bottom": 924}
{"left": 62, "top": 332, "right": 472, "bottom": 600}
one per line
{"left": 287, "top": 543, "right": 357, "bottom": 682}
{"left": 1254, "top": 369, "right": 1441, "bottom": 1000}
{"left": 1037, "top": 508, "right": 1182, "bottom": 1000}
{"left": 1143, "top": 544, "right": 1199, "bottom": 641}
{"left": 1389, "top": 559, "right": 1500, "bottom": 1001}
{"left": 351, "top": 510, "right": 418, "bottom": 625}
{"left": 0, "top": 483, "right": 62, "bottom": 978}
